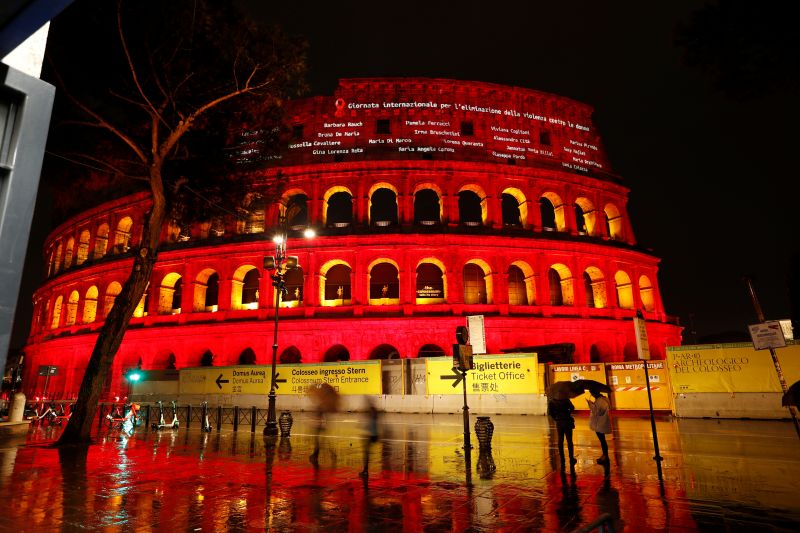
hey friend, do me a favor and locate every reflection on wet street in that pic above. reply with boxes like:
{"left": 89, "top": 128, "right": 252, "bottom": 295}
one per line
{"left": 0, "top": 413, "right": 798, "bottom": 531}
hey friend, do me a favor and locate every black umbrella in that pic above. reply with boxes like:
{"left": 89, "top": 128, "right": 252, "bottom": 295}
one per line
{"left": 546, "top": 379, "right": 611, "bottom": 400}
{"left": 782, "top": 380, "right": 800, "bottom": 407}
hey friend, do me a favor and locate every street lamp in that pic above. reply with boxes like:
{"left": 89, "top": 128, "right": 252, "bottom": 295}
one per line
{"left": 263, "top": 216, "right": 314, "bottom": 435}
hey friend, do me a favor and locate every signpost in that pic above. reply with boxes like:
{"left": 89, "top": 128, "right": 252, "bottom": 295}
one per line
{"left": 37, "top": 365, "right": 57, "bottom": 400}
{"left": 467, "top": 315, "right": 486, "bottom": 355}
{"left": 634, "top": 311, "right": 663, "bottom": 485}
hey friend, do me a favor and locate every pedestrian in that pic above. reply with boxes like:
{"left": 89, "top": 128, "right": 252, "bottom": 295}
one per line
{"left": 547, "top": 397, "right": 577, "bottom": 469}
{"left": 587, "top": 386, "right": 611, "bottom": 464}
{"left": 360, "top": 397, "right": 380, "bottom": 477}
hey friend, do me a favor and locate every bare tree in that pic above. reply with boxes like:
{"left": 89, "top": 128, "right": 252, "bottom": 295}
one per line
{"left": 54, "top": 0, "right": 305, "bottom": 444}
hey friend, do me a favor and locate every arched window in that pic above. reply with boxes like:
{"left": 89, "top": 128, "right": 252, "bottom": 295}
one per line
{"left": 416, "top": 262, "right": 445, "bottom": 304}
{"left": 369, "top": 262, "right": 399, "bottom": 303}
{"left": 94, "top": 223, "right": 109, "bottom": 259}
{"left": 583, "top": 267, "right": 607, "bottom": 309}
{"left": 508, "top": 265, "right": 528, "bottom": 305}
{"left": 605, "top": 204, "right": 624, "bottom": 240}
{"left": 282, "top": 267, "right": 304, "bottom": 307}
{"left": 157, "top": 273, "right": 182, "bottom": 314}
{"left": 615, "top": 270, "right": 634, "bottom": 309}
{"left": 414, "top": 189, "right": 441, "bottom": 225}
{"left": 574, "top": 197, "right": 596, "bottom": 236}
{"left": 194, "top": 269, "right": 219, "bottom": 312}
{"left": 238, "top": 347, "right": 256, "bottom": 365}
{"left": 83, "top": 286, "right": 98, "bottom": 324}
{"left": 548, "top": 264, "right": 574, "bottom": 306}
{"left": 417, "top": 344, "right": 446, "bottom": 357}
{"left": 463, "top": 263, "right": 487, "bottom": 304}
{"left": 326, "top": 191, "right": 353, "bottom": 227}
{"left": 114, "top": 217, "right": 133, "bottom": 253}
{"left": 458, "top": 190, "right": 483, "bottom": 226}
{"left": 639, "top": 275, "right": 655, "bottom": 312}
{"left": 64, "top": 238, "right": 75, "bottom": 269}
{"left": 200, "top": 349, "right": 214, "bottom": 367}
{"left": 231, "top": 265, "right": 260, "bottom": 310}
{"left": 76, "top": 230, "right": 90, "bottom": 265}
{"left": 104, "top": 282, "right": 122, "bottom": 318}
{"left": 244, "top": 197, "right": 265, "bottom": 234}
{"left": 51, "top": 296, "right": 63, "bottom": 329}
{"left": 502, "top": 194, "right": 522, "bottom": 227}
{"left": 370, "top": 187, "right": 398, "bottom": 226}
{"left": 286, "top": 194, "right": 309, "bottom": 229}
{"left": 65, "top": 290, "right": 79, "bottom": 326}
{"left": 53, "top": 242, "right": 63, "bottom": 274}
{"left": 280, "top": 346, "right": 302, "bottom": 363}
{"left": 324, "top": 344, "right": 350, "bottom": 362}
{"left": 539, "top": 197, "right": 556, "bottom": 231}
{"left": 133, "top": 284, "right": 149, "bottom": 318}
{"left": 369, "top": 344, "right": 400, "bottom": 359}
{"left": 324, "top": 264, "right": 352, "bottom": 304}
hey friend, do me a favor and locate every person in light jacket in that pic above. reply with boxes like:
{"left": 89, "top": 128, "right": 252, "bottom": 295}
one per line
{"left": 587, "top": 386, "right": 612, "bottom": 464}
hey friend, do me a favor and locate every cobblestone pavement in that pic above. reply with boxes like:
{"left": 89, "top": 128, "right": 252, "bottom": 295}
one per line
{"left": 0, "top": 412, "right": 798, "bottom": 532}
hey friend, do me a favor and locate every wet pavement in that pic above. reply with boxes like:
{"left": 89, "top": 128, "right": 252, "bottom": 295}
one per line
{"left": 0, "top": 412, "right": 798, "bottom": 532}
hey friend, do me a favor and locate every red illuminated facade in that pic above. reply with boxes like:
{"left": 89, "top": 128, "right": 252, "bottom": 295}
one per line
{"left": 23, "top": 78, "right": 681, "bottom": 399}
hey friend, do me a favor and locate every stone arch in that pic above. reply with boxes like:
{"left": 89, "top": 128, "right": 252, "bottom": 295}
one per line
{"left": 322, "top": 186, "right": 354, "bottom": 227}
{"left": 83, "top": 286, "right": 99, "bottom": 324}
{"left": 51, "top": 295, "right": 63, "bottom": 329}
{"left": 457, "top": 184, "right": 487, "bottom": 226}
{"left": 639, "top": 275, "right": 655, "bottom": 312}
{"left": 53, "top": 241, "right": 63, "bottom": 274}
{"left": 463, "top": 258, "right": 493, "bottom": 304}
{"left": 243, "top": 196, "right": 266, "bottom": 234}
{"left": 76, "top": 229, "right": 91, "bottom": 265}
{"left": 604, "top": 203, "right": 624, "bottom": 240}
{"left": 200, "top": 349, "right": 215, "bottom": 367}
{"left": 615, "top": 270, "right": 634, "bottom": 309}
{"left": 238, "top": 347, "right": 257, "bottom": 365}
{"left": 416, "top": 257, "right": 447, "bottom": 303}
{"left": 280, "top": 346, "right": 302, "bottom": 364}
{"left": 114, "top": 216, "right": 133, "bottom": 253}
{"left": 540, "top": 192, "right": 566, "bottom": 232}
{"left": 324, "top": 344, "right": 350, "bottom": 362}
{"left": 320, "top": 260, "right": 352, "bottom": 306}
{"left": 548, "top": 263, "right": 574, "bottom": 306}
{"left": 508, "top": 261, "right": 535, "bottom": 305}
{"left": 194, "top": 268, "right": 219, "bottom": 312}
{"left": 104, "top": 281, "right": 122, "bottom": 318}
{"left": 574, "top": 197, "right": 596, "bottom": 236}
{"left": 369, "top": 344, "right": 400, "bottom": 359}
{"left": 368, "top": 182, "right": 399, "bottom": 226}
{"left": 368, "top": 259, "right": 400, "bottom": 303}
{"left": 413, "top": 183, "right": 443, "bottom": 224}
{"left": 231, "top": 264, "right": 260, "bottom": 310}
{"left": 158, "top": 272, "right": 182, "bottom": 314}
{"left": 94, "top": 223, "right": 109, "bottom": 259}
{"left": 65, "top": 290, "right": 79, "bottom": 326}
{"left": 282, "top": 191, "right": 309, "bottom": 229}
{"left": 501, "top": 187, "right": 527, "bottom": 227}
{"left": 281, "top": 267, "right": 304, "bottom": 307}
{"left": 64, "top": 237, "right": 75, "bottom": 269}
{"left": 589, "top": 341, "right": 613, "bottom": 363}
{"left": 583, "top": 266, "right": 607, "bottom": 309}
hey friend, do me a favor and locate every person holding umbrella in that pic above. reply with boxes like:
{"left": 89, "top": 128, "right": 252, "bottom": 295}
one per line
{"left": 547, "top": 394, "right": 577, "bottom": 469}
{"left": 587, "top": 385, "right": 612, "bottom": 464}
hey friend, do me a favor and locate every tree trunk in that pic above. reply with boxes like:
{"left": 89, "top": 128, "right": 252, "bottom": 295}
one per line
{"left": 57, "top": 170, "right": 166, "bottom": 445}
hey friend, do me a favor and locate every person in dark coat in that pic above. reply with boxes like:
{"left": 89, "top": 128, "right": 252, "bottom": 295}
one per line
{"left": 548, "top": 397, "right": 577, "bottom": 469}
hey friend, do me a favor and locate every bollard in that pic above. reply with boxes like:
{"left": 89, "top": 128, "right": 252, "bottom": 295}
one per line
{"left": 279, "top": 411, "right": 293, "bottom": 437}
{"left": 233, "top": 406, "right": 239, "bottom": 431}
{"left": 186, "top": 405, "right": 192, "bottom": 428}
{"left": 216, "top": 405, "right": 222, "bottom": 431}
{"left": 250, "top": 406, "right": 256, "bottom": 433}
{"left": 9, "top": 392, "right": 25, "bottom": 422}
{"left": 474, "top": 416, "right": 494, "bottom": 450}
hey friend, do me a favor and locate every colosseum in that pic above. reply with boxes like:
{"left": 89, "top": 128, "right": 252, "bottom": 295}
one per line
{"left": 23, "top": 78, "right": 682, "bottom": 400}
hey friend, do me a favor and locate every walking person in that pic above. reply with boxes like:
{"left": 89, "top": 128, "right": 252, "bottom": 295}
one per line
{"left": 359, "top": 397, "right": 380, "bottom": 478}
{"left": 547, "top": 397, "right": 577, "bottom": 469}
{"left": 587, "top": 386, "right": 612, "bottom": 464}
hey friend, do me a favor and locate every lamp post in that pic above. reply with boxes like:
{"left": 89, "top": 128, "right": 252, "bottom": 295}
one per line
{"left": 263, "top": 216, "right": 314, "bottom": 436}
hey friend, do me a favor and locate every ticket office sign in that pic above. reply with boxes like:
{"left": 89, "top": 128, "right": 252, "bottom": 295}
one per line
{"left": 180, "top": 361, "right": 382, "bottom": 396}
{"left": 426, "top": 354, "right": 538, "bottom": 395}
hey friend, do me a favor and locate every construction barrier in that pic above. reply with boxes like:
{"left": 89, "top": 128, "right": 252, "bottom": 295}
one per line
{"left": 606, "top": 361, "right": 672, "bottom": 410}
{"left": 547, "top": 363, "right": 607, "bottom": 410}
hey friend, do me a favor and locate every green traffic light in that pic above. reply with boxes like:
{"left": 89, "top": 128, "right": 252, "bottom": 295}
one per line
{"left": 127, "top": 372, "right": 141, "bottom": 382}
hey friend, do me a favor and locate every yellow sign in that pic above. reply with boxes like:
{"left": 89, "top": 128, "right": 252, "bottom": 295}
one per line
{"left": 606, "top": 361, "right": 672, "bottom": 410}
{"left": 667, "top": 343, "right": 800, "bottom": 393}
{"left": 548, "top": 363, "right": 607, "bottom": 410}
{"left": 179, "top": 361, "right": 382, "bottom": 396}
{"left": 425, "top": 354, "right": 538, "bottom": 395}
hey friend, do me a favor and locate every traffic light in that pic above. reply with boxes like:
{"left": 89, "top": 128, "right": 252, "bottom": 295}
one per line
{"left": 124, "top": 369, "right": 143, "bottom": 382}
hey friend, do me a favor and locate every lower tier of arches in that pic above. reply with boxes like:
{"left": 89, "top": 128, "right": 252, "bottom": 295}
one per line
{"left": 22, "top": 314, "right": 681, "bottom": 401}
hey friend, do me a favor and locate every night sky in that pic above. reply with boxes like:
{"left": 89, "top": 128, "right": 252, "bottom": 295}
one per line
{"left": 10, "top": 0, "right": 798, "bottom": 351}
